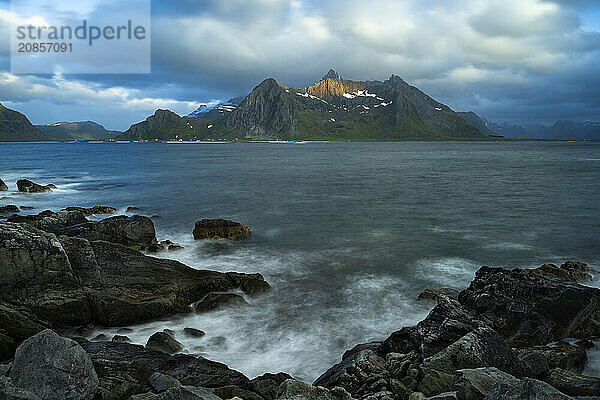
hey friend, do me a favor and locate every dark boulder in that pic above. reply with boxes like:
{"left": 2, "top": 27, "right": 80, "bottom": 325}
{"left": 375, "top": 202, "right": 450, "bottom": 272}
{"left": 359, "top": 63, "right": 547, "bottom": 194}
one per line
{"left": 195, "top": 293, "right": 248, "bottom": 313}
{"left": 519, "top": 262, "right": 593, "bottom": 284}
{"left": 63, "top": 206, "right": 117, "bottom": 216}
{"left": 6, "top": 209, "right": 88, "bottom": 232}
{"left": 129, "top": 386, "right": 221, "bottom": 400}
{"left": 483, "top": 377, "right": 571, "bottom": 400}
{"left": 0, "top": 376, "right": 39, "bottom": 399}
{"left": 517, "top": 340, "right": 590, "bottom": 375}
{"left": 183, "top": 328, "right": 205, "bottom": 338}
{"left": 112, "top": 335, "right": 131, "bottom": 343}
{"left": 0, "top": 205, "right": 19, "bottom": 214}
{"left": 80, "top": 341, "right": 249, "bottom": 396}
{"left": 249, "top": 372, "right": 293, "bottom": 400}
{"left": 148, "top": 371, "right": 182, "bottom": 392}
{"left": 0, "top": 178, "right": 7, "bottom": 191}
{"left": 417, "top": 288, "right": 458, "bottom": 302}
{"left": 16, "top": 179, "right": 53, "bottom": 193}
{"left": 452, "top": 368, "right": 518, "bottom": 400}
{"left": 193, "top": 219, "right": 251, "bottom": 240}
{"left": 276, "top": 379, "right": 354, "bottom": 400}
{"left": 126, "top": 206, "right": 140, "bottom": 213}
{"left": 10, "top": 329, "right": 98, "bottom": 400}
{"left": 458, "top": 266, "right": 600, "bottom": 347}
{"left": 544, "top": 368, "right": 600, "bottom": 397}
{"left": 58, "top": 215, "right": 158, "bottom": 251}
{"left": 146, "top": 332, "right": 183, "bottom": 354}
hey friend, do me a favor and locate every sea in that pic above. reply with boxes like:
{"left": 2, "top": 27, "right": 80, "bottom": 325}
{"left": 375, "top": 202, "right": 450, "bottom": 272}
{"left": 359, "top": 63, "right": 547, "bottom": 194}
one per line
{"left": 1, "top": 141, "right": 599, "bottom": 381}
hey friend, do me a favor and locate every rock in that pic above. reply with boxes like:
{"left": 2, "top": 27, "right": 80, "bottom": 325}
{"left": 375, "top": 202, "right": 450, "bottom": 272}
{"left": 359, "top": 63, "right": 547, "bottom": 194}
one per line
{"left": 212, "top": 385, "right": 264, "bottom": 400}
{"left": 129, "top": 386, "right": 221, "bottom": 400}
{"left": 148, "top": 240, "right": 183, "bottom": 253}
{"left": 62, "top": 206, "right": 117, "bottom": 216}
{"left": 453, "top": 368, "right": 518, "bottom": 400}
{"left": 408, "top": 393, "right": 426, "bottom": 400}
{"left": 521, "top": 262, "right": 593, "bottom": 284}
{"left": 483, "top": 377, "right": 571, "bottom": 400}
{"left": 193, "top": 219, "right": 251, "bottom": 240}
{"left": 517, "top": 340, "right": 590, "bottom": 375}
{"left": 58, "top": 215, "right": 158, "bottom": 251}
{"left": 60, "top": 237, "right": 269, "bottom": 326}
{"left": 0, "top": 363, "right": 10, "bottom": 376}
{"left": 148, "top": 372, "right": 181, "bottom": 392}
{"left": 16, "top": 179, "right": 53, "bottom": 193}
{"left": 183, "top": 328, "right": 205, "bottom": 338}
{"left": 195, "top": 293, "right": 249, "bottom": 313}
{"left": 458, "top": 265, "right": 600, "bottom": 347}
{"left": 0, "top": 332, "right": 15, "bottom": 361}
{"left": 20, "top": 206, "right": 34, "bottom": 210}
{"left": 0, "top": 205, "right": 19, "bottom": 214}
{"left": 0, "top": 179, "right": 7, "bottom": 191}
{"left": 92, "top": 334, "right": 109, "bottom": 342}
{"left": 112, "top": 335, "right": 131, "bottom": 343}
{"left": 544, "top": 368, "right": 600, "bottom": 397}
{"left": 126, "top": 206, "right": 140, "bottom": 212}
{"left": 168, "top": 244, "right": 184, "bottom": 251}
{"left": 249, "top": 373, "right": 294, "bottom": 400}
{"left": 6, "top": 210, "right": 88, "bottom": 233}
{"left": 80, "top": 341, "right": 249, "bottom": 395}
{"left": 0, "top": 376, "right": 40, "bottom": 400}
{"left": 146, "top": 332, "right": 183, "bottom": 354}
{"left": 428, "top": 393, "right": 457, "bottom": 400}
{"left": 417, "top": 288, "right": 458, "bottom": 302}
{"left": 276, "top": 379, "right": 354, "bottom": 400}
{"left": 10, "top": 329, "right": 98, "bottom": 400}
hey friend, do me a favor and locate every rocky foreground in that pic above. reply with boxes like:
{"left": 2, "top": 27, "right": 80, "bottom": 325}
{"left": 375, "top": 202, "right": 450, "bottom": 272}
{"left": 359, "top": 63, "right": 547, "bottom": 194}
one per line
{"left": 1, "top": 207, "right": 600, "bottom": 399}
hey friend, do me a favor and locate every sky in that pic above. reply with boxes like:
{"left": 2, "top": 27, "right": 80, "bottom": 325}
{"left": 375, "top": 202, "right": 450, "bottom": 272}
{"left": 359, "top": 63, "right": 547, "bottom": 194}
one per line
{"left": 0, "top": 0, "right": 599, "bottom": 131}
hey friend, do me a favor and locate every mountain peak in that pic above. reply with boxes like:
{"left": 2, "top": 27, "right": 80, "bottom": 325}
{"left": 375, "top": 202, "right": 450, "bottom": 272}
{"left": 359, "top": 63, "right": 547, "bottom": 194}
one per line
{"left": 322, "top": 69, "right": 342, "bottom": 81}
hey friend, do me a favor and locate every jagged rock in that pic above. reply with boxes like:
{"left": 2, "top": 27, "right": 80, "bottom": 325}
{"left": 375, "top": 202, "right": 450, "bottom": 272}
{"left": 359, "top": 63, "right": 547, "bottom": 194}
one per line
{"left": 453, "top": 368, "right": 518, "bottom": 400}
{"left": 193, "top": 219, "right": 251, "bottom": 240}
{"left": 0, "top": 205, "right": 19, "bottom": 214}
{"left": 517, "top": 340, "right": 591, "bottom": 375}
{"left": 63, "top": 206, "right": 117, "bottom": 216}
{"left": 458, "top": 266, "right": 600, "bottom": 347}
{"left": 10, "top": 329, "right": 98, "bottom": 400}
{"left": 416, "top": 288, "right": 458, "bottom": 302}
{"left": 212, "top": 385, "right": 264, "bottom": 400}
{"left": 0, "top": 376, "right": 39, "bottom": 400}
{"left": 276, "top": 379, "right": 354, "bottom": 400}
{"left": 544, "top": 368, "right": 600, "bottom": 397}
{"left": 148, "top": 372, "right": 181, "bottom": 392}
{"left": 80, "top": 341, "right": 249, "bottom": 395}
{"left": 483, "top": 377, "right": 571, "bottom": 400}
{"left": 112, "top": 335, "right": 131, "bottom": 343}
{"left": 183, "top": 328, "right": 205, "bottom": 338}
{"left": 195, "top": 293, "right": 248, "bottom": 313}
{"left": 58, "top": 215, "right": 158, "bottom": 251}
{"left": 249, "top": 373, "right": 294, "bottom": 400}
{"left": 16, "top": 179, "right": 52, "bottom": 193}
{"left": 146, "top": 332, "right": 183, "bottom": 354}
{"left": 0, "top": 179, "right": 7, "bottom": 191}
{"left": 129, "top": 386, "right": 221, "bottom": 400}
{"left": 7, "top": 210, "right": 88, "bottom": 232}
{"left": 520, "top": 262, "right": 593, "bottom": 284}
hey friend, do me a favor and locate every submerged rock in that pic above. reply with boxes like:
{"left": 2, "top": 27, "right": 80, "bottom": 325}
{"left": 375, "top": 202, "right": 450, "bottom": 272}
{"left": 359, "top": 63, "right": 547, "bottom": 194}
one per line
{"left": 194, "top": 293, "right": 249, "bottom": 313}
{"left": 16, "top": 179, "right": 53, "bottom": 193}
{"left": 0, "top": 178, "right": 7, "bottom": 191}
{"left": 146, "top": 332, "right": 183, "bottom": 354}
{"left": 183, "top": 328, "right": 205, "bottom": 338}
{"left": 10, "top": 329, "right": 98, "bottom": 400}
{"left": 193, "top": 219, "right": 251, "bottom": 240}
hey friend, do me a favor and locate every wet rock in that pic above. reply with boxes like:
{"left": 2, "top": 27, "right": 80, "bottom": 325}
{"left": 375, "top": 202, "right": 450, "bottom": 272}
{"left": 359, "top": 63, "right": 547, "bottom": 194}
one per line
{"left": 7, "top": 210, "right": 88, "bottom": 233}
{"left": 520, "top": 262, "right": 593, "bottom": 284}
{"left": 458, "top": 266, "right": 600, "bottom": 347}
{"left": 126, "top": 206, "right": 140, "bottom": 213}
{"left": 183, "top": 328, "right": 205, "bottom": 338}
{"left": 193, "top": 219, "right": 251, "bottom": 240}
{"left": 16, "top": 179, "right": 53, "bottom": 193}
{"left": 58, "top": 215, "right": 158, "bottom": 251}
{"left": 92, "top": 334, "right": 109, "bottom": 342}
{"left": 0, "top": 375, "right": 39, "bottom": 400}
{"left": 276, "top": 379, "right": 354, "bottom": 400}
{"left": 163, "top": 329, "right": 175, "bottom": 338}
{"left": 80, "top": 341, "right": 249, "bottom": 394}
{"left": 517, "top": 340, "right": 590, "bottom": 375}
{"left": 484, "top": 377, "right": 571, "bottom": 400}
{"left": 146, "top": 332, "right": 183, "bottom": 354}
{"left": 129, "top": 386, "right": 221, "bottom": 400}
{"left": 10, "top": 329, "right": 98, "bottom": 400}
{"left": 168, "top": 244, "right": 184, "bottom": 251}
{"left": 250, "top": 373, "right": 294, "bottom": 400}
{"left": 148, "top": 372, "right": 181, "bottom": 392}
{"left": 63, "top": 206, "right": 117, "bottom": 216}
{"left": 453, "top": 368, "right": 518, "bottom": 400}
{"left": 417, "top": 288, "right": 458, "bottom": 302}
{"left": 544, "top": 368, "right": 600, "bottom": 397}
{"left": 148, "top": 240, "right": 183, "bottom": 253}
{"left": 195, "top": 293, "right": 248, "bottom": 313}
{"left": 112, "top": 335, "right": 131, "bottom": 343}
{"left": 0, "top": 205, "right": 19, "bottom": 214}
{"left": 0, "top": 179, "right": 7, "bottom": 191}
{"left": 213, "top": 385, "right": 264, "bottom": 400}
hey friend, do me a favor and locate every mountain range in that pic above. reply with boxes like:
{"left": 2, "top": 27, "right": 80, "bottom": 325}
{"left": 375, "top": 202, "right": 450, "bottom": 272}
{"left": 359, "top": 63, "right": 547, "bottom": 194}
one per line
{"left": 1, "top": 71, "right": 599, "bottom": 142}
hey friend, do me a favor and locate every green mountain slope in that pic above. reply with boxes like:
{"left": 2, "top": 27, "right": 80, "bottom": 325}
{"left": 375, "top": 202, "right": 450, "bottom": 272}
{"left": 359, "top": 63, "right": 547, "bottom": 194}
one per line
{"left": 115, "top": 109, "right": 214, "bottom": 141}
{"left": 37, "top": 121, "right": 119, "bottom": 141}
{"left": 0, "top": 104, "right": 47, "bottom": 142}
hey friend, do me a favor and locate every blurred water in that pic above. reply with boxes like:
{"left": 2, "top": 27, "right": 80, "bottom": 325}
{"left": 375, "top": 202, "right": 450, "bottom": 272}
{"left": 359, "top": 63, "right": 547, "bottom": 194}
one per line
{"left": 1, "top": 141, "right": 599, "bottom": 381}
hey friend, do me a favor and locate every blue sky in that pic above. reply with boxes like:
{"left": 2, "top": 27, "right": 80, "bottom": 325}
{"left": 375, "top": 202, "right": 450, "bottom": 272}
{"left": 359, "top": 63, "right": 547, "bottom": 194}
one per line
{"left": 0, "top": 0, "right": 599, "bottom": 131}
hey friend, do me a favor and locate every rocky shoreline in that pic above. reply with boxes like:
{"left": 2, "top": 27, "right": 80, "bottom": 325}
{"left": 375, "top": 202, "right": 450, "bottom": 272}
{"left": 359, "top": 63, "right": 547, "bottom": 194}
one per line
{"left": 1, "top": 197, "right": 600, "bottom": 399}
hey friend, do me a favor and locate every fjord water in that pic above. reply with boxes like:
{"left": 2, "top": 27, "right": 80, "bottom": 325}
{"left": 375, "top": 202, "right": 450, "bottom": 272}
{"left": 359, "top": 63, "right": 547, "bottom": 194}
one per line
{"left": 1, "top": 141, "right": 599, "bottom": 381}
